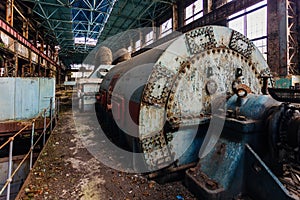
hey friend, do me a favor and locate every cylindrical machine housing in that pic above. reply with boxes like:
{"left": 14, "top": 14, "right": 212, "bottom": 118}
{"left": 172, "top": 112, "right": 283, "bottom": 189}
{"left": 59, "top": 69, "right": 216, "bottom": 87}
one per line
{"left": 97, "top": 25, "right": 271, "bottom": 171}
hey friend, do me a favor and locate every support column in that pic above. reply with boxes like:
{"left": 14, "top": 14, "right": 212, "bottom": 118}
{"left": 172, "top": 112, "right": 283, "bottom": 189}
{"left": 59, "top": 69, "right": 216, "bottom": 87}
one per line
{"left": 267, "top": 0, "right": 288, "bottom": 76}
{"left": 4, "top": 60, "right": 8, "bottom": 77}
{"left": 14, "top": 55, "right": 18, "bottom": 77}
{"left": 152, "top": 20, "right": 160, "bottom": 42}
{"left": 44, "top": 63, "right": 47, "bottom": 77}
{"left": 22, "top": 20, "right": 29, "bottom": 39}
{"left": 172, "top": 3, "right": 178, "bottom": 31}
{"left": 46, "top": 43, "right": 49, "bottom": 57}
{"left": 56, "top": 68, "right": 61, "bottom": 84}
{"left": 278, "top": 0, "right": 288, "bottom": 76}
{"left": 203, "top": 0, "right": 213, "bottom": 14}
{"left": 139, "top": 30, "right": 144, "bottom": 48}
{"left": 129, "top": 38, "right": 134, "bottom": 52}
{"left": 29, "top": 49, "right": 33, "bottom": 76}
{"left": 35, "top": 31, "right": 39, "bottom": 47}
{"left": 287, "top": 0, "right": 298, "bottom": 74}
{"left": 298, "top": 0, "right": 300, "bottom": 72}
{"left": 212, "top": 0, "right": 228, "bottom": 10}
{"left": 204, "top": 0, "right": 227, "bottom": 25}
{"left": 14, "top": 41, "right": 18, "bottom": 77}
{"left": 38, "top": 56, "right": 41, "bottom": 76}
{"left": 6, "top": 0, "right": 14, "bottom": 26}
{"left": 40, "top": 39, "right": 45, "bottom": 52}
{"left": 177, "top": 1, "right": 185, "bottom": 29}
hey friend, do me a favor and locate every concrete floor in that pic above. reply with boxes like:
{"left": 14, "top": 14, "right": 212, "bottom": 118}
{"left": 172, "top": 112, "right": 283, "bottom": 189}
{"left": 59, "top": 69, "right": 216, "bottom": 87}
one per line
{"left": 17, "top": 109, "right": 196, "bottom": 200}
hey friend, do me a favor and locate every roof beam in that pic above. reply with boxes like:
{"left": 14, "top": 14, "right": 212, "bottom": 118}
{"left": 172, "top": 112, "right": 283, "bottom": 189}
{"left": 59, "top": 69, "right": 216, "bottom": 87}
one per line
{"left": 22, "top": 0, "right": 109, "bottom": 14}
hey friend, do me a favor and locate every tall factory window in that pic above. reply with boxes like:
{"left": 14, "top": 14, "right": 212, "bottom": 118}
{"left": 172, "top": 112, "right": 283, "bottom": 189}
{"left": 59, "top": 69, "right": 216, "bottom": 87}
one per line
{"left": 184, "top": 0, "right": 203, "bottom": 25}
{"left": 228, "top": 0, "right": 267, "bottom": 59}
{"left": 128, "top": 46, "right": 132, "bottom": 53}
{"left": 145, "top": 31, "right": 154, "bottom": 45}
{"left": 135, "top": 40, "right": 141, "bottom": 51}
{"left": 160, "top": 18, "right": 172, "bottom": 38}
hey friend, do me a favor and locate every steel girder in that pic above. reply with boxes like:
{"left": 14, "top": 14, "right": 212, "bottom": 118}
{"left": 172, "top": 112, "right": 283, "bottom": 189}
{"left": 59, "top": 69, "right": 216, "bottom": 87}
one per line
{"left": 20, "top": 0, "right": 175, "bottom": 65}
{"left": 21, "top": 0, "right": 116, "bottom": 55}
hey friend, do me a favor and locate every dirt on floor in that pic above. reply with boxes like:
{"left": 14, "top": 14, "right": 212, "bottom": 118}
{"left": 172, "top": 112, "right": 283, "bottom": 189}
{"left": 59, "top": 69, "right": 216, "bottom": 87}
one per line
{"left": 17, "top": 109, "right": 197, "bottom": 200}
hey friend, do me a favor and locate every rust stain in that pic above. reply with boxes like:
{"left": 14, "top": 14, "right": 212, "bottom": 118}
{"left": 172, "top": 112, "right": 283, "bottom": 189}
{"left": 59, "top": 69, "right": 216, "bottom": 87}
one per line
{"left": 0, "top": 118, "right": 50, "bottom": 135}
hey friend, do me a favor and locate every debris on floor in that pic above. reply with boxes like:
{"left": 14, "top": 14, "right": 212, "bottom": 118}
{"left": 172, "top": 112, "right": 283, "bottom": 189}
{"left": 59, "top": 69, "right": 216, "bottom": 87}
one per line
{"left": 17, "top": 110, "right": 196, "bottom": 200}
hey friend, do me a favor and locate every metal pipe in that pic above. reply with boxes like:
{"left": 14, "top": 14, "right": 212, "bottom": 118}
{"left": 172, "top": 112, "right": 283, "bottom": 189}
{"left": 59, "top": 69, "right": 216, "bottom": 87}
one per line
{"left": 57, "top": 99, "right": 60, "bottom": 120}
{"left": 7, "top": 138, "right": 14, "bottom": 200}
{"left": 50, "top": 97, "right": 53, "bottom": 132}
{"left": 29, "top": 120, "right": 35, "bottom": 169}
{"left": 55, "top": 98, "right": 59, "bottom": 123}
{"left": 43, "top": 109, "right": 46, "bottom": 146}
{"left": 54, "top": 99, "right": 57, "bottom": 123}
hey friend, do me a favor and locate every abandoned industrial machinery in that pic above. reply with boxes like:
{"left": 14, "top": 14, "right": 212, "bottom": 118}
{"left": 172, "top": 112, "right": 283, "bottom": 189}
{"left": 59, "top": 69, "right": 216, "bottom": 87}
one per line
{"left": 96, "top": 25, "right": 300, "bottom": 199}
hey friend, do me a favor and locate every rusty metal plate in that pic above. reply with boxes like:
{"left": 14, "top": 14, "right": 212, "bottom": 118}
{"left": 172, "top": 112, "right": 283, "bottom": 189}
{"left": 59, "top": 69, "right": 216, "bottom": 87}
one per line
{"left": 185, "top": 26, "right": 217, "bottom": 54}
{"left": 142, "top": 64, "right": 176, "bottom": 106}
{"left": 229, "top": 31, "right": 255, "bottom": 59}
{"left": 141, "top": 132, "right": 173, "bottom": 170}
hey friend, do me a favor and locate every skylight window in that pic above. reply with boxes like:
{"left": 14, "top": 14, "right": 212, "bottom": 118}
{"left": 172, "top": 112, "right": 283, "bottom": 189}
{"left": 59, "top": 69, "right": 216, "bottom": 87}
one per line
{"left": 74, "top": 37, "right": 97, "bottom": 46}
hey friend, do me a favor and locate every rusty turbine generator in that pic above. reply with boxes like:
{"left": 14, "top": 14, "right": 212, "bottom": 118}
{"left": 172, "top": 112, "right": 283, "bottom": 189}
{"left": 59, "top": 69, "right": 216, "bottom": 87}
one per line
{"left": 95, "top": 26, "right": 300, "bottom": 199}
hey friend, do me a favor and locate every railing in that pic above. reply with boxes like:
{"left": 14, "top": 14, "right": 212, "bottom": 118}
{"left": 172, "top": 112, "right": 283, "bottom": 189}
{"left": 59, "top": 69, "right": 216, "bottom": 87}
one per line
{"left": 0, "top": 97, "right": 59, "bottom": 200}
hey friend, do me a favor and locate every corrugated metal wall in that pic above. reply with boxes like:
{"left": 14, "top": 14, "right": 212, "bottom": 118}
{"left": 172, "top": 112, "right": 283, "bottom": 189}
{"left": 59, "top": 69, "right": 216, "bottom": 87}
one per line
{"left": 0, "top": 78, "right": 55, "bottom": 121}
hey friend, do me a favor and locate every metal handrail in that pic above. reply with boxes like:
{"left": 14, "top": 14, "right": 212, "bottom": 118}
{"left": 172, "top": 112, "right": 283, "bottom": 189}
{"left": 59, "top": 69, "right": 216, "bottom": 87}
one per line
{"left": 0, "top": 97, "right": 59, "bottom": 200}
{"left": 0, "top": 125, "right": 29, "bottom": 150}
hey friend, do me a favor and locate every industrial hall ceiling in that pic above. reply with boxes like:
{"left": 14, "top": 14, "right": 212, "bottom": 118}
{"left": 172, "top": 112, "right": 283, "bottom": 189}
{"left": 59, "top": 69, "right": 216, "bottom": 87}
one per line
{"left": 16, "top": 0, "right": 176, "bottom": 66}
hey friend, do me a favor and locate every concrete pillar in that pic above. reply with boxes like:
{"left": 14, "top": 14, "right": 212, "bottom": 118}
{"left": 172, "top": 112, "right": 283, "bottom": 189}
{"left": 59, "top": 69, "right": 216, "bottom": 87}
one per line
{"left": 267, "top": 0, "right": 288, "bottom": 76}
{"left": 6, "top": 0, "right": 14, "bottom": 26}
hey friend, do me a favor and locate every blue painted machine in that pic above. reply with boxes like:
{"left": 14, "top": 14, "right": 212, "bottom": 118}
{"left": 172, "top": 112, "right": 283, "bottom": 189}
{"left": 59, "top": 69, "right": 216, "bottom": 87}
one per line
{"left": 185, "top": 93, "right": 300, "bottom": 199}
